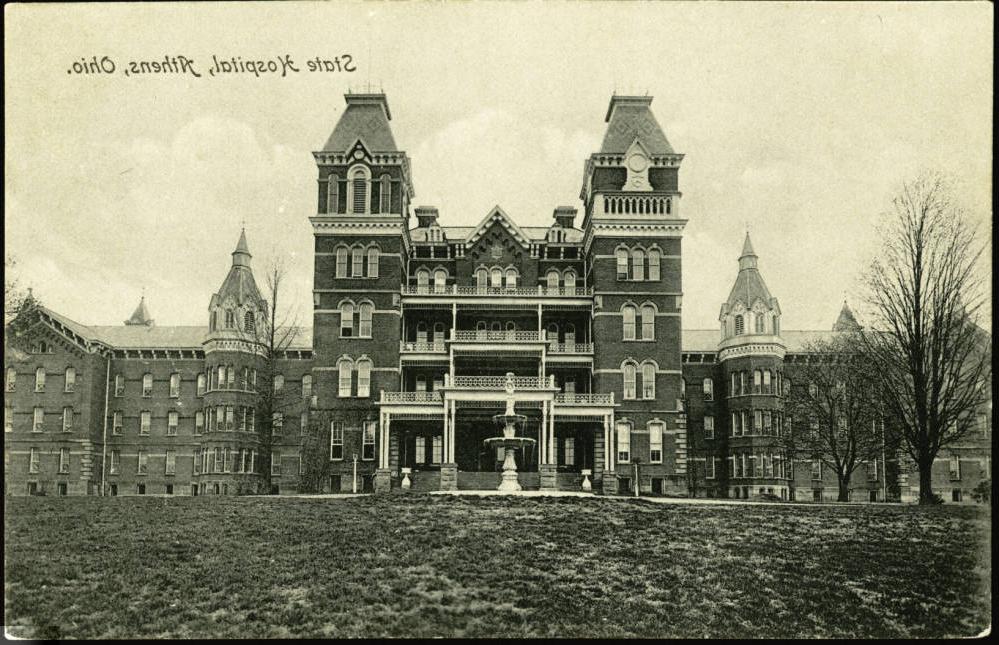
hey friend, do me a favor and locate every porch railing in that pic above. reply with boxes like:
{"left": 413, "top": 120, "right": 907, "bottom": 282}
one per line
{"left": 400, "top": 341, "right": 447, "bottom": 353}
{"left": 452, "top": 329, "right": 546, "bottom": 343}
{"left": 555, "top": 392, "right": 615, "bottom": 406}
{"left": 401, "top": 285, "right": 593, "bottom": 297}
{"left": 547, "top": 342, "right": 594, "bottom": 354}
{"left": 381, "top": 391, "right": 444, "bottom": 404}
{"left": 446, "top": 374, "right": 556, "bottom": 390}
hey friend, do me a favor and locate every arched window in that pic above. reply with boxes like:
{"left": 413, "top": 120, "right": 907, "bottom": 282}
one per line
{"left": 631, "top": 248, "right": 645, "bottom": 281}
{"left": 564, "top": 323, "right": 576, "bottom": 346}
{"left": 415, "top": 374, "right": 427, "bottom": 392}
{"left": 142, "top": 373, "right": 153, "bottom": 396}
{"left": 337, "top": 358, "right": 353, "bottom": 398}
{"left": 350, "top": 167, "right": 368, "bottom": 214}
{"left": 505, "top": 321, "right": 516, "bottom": 333}
{"left": 416, "top": 269, "right": 430, "bottom": 294}
{"left": 340, "top": 301, "right": 354, "bottom": 337}
{"left": 64, "top": 367, "right": 76, "bottom": 393}
{"left": 335, "top": 246, "right": 348, "bottom": 278}
{"left": 734, "top": 314, "right": 745, "bottom": 335}
{"left": 641, "top": 304, "right": 656, "bottom": 340}
{"left": 433, "top": 322, "right": 446, "bottom": 344}
{"left": 616, "top": 248, "right": 629, "bottom": 280}
{"left": 763, "top": 370, "right": 772, "bottom": 394}
{"left": 367, "top": 247, "right": 380, "bottom": 278}
{"left": 379, "top": 174, "right": 391, "bottom": 214}
{"left": 647, "top": 249, "right": 661, "bottom": 281}
{"left": 433, "top": 268, "right": 447, "bottom": 293}
{"left": 546, "top": 270, "right": 560, "bottom": 293}
{"left": 476, "top": 320, "right": 487, "bottom": 335}
{"left": 703, "top": 377, "right": 714, "bottom": 400}
{"left": 563, "top": 270, "right": 576, "bottom": 292}
{"left": 546, "top": 323, "right": 559, "bottom": 343}
{"left": 491, "top": 321, "right": 502, "bottom": 332}
{"left": 35, "top": 367, "right": 46, "bottom": 392}
{"left": 753, "top": 370, "right": 762, "bottom": 394}
{"left": 616, "top": 421, "right": 631, "bottom": 463}
{"left": 641, "top": 363, "right": 656, "bottom": 399}
{"left": 504, "top": 268, "right": 518, "bottom": 290}
{"left": 244, "top": 310, "right": 255, "bottom": 333}
{"left": 476, "top": 268, "right": 488, "bottom": 292}
{"left": 355, "top": 359, "right": 372, "bottom": 398}
{"left": 622, "top": 362, "right": 637, "bottom": 399}
{"left": 351, "top": 246, "right": 364, "bottom": 277}
{"left": 327, "top": 174, "right": 339, "bottom": 214}
{"left": 358, "top": 302, "right": 373, "bottom": 337}
{"left": 490, "top": 268, "right": 503, "bottom": 289}
{"left": 755, "top": 312, "right": 765, "bottom": 334}
{"left": 225, "top": 309, "right": 235, "bottom": 329}
{"left": 416, "top": 322, "right": 428, "bottom": 344}
{"left": 622, "top": 305, "right": 637, "bottom": 341}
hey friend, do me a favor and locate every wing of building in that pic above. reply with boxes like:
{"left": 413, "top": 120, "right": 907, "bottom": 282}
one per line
{"left": 4, "top": 93, "right": 991, "bottom": 501}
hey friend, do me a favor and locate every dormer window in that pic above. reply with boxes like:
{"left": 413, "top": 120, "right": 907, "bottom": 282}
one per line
{"left": 734, "top": 314, "right": 745, "bottom": 336}
{"left": 224, "top": 310, "right": 235, "bottom": 329}
{"left": 244, "top": 311, "right": 255, "bottom": 333}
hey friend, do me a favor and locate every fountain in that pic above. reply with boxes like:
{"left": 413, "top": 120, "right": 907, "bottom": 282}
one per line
{"left": 482, "top": 374, "right": 537, "bottom": 492}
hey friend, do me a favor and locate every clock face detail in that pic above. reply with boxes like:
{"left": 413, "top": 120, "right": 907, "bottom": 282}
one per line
{"left": 627, "top": 153, "right": 648, "bottom": 173}
{"left": 353, "top": 150, "right": 364, "bottom": 160}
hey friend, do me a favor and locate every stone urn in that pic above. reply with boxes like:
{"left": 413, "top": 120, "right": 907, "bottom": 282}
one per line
{"left": 400, "top": 467, "right": 412, "bottom": 489}
{"left": 581, "top": 468, "right": 592, "bottom": 492}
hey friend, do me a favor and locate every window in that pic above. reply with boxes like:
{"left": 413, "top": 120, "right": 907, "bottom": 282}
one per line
{"left": 5, "top": 367, "right": 15, "bottom": 392}
{"left": 622, "top": 305, "right": 636, "bottom": 340}
{"left": 64, "top": 367, "right": 76, "bottom": 392}
{"left": 416, "top": 269, "right": 430, "bottom": 293}
{"left": 763, "top": 370, "right": 772, "bottom": 394}
{"left": 730, "top": 372, "right": 738, "bottom": 397}
{"left": 755, "top": 313, "right": 765, "bottom": 333}
{"left": 434, "top": 269, "right": 447, "bottom": 293}
{"left": 764, "top": 411, "right": 772, "bottom": 435}
{"left": 564, "top": 324, "right": 576, "bottom": 346}
{"left": 734, "top": 315, "right": 745, "bottom": 336}
{"left": 563, "top": 437, "right": 576, "bottom": 466}
{"left": 165, "top": 450, "right": 176, "bottom": 475}
{"left": 490, "top": 268, "right": 503, "bottom": 289}
{"left": 301, "top": 411, "right": 309, "bottom": 435}
{"left": 109, "top": 450, "right": 120, "bottom": 474}
{"left": 35, "top": 367, "right": 45, "bottom": 392}
{"left": 166, "top": 411, "right": 178, "bottom": 436}
{"left": 338, "top": 358, "right": 353, "bottom": 397}
{"left": 62, "top": 407, "right": 73, "bottom": 432}
{"left": 223, "top": 406, "right": 233, "bottom": 432}
{"left": 302, "top": 375, "right": 313, "bottom": 398}
{"left": 740, "top": 372, "right": 747, "bottom": 396}
{"left": 241, "top": 367, "right": 250, "bottom": 390}
{"left": 352, "top": 246, "right": 364, "bottom": 277}
{"left": 273, "top": 374, "right": 284, "bottom": 392}
{"left": 379, "top": 175, "right": 391, "bottom": 213}
{"left": 4, "top": 405, "right": 12, "bottom": 433}
{"left": 706, "top": 457, "right": 716, "bottom": 480}
{"left": 137, "top": 451, "right": 148, "bottom": 475}
{"left": 616, "top": 422, "right": 631, "bottom": 463}
{"left": 704, "top": 415, "right": 715, "bottom": 439}
{"left": 641, "top": 363, "right": 656, "bottom": 399}
{"left": 505, "top": 268, "right": 518, "bottom": 289}
{"left": 356, "top": 359, "right": 372, "bottom": 398}
{"left": 351, "top": 168, "right": 368, "bottom": 214}
{"left": 415, "top": 375, "right": 427, "bottom": 392}
{"left": 59, "top": 448, "right": 70, "bottom": 473}
{"left": 166, "top": 372, "right": 180, "bottom": 398}
{"left": 142, "top": 373, "right": 153, "bottom": 397}
{"left": 32, "top": 407, "right": 43, "bottom": 432}
{"left": 546, "top": 270, "right": 560, "bottom": 293}
{"left": 432, "top": 435, "right": 443, "bottom": 464}
{"left": 649, "top": 422, "right": 663, "bottom": 463}
{"left": 358, "top": 303, "right": 373, "bottom": 337}
{"left": 195, "top": 410, "right": 204, "bottom": 435}
{"left": 330, "top": 422, "right": 344, "bottom": 460}
{"left": 362, "top": 421, "right": 376, "bottom": 460}
{"left": 753, "top": 370, "right": 762, "bottom": 394}
{"left": 641, "top": 304, "right": 655, "bottom": 340}
{"left": 244, "top": 310, "right": 256, "bottom": 333}
{"left": 112, "top": 411, "right": 123, "bottom": 435}
{"left": 340, "top": 302, "right": 354, "bottom": 337}
{"left": 616, "top": 248, "right": 629, "bottom": 280}
{"left": 476, "top": 268, "right": 488, "bottom": 291}
{"left": 225, "top": 310, "right": 235, "bottom": 329}
{"left": 272, "top": 452, "right": 282, "bottom": 475}
{"left": 622, "top": 363, "right": 637, "bottom": 400}
{"left": 563, "top": 270, "right": 576, "bottom": 291}
{"left": 335, "top": 246, "right": 348, "bottom": 277}
{"left": 197, "top": 374, "right": 206, "bottom": 396}
{"left": 741, "top": 411, "right": 749, "bottom": 436}
{"left": 432, "top": 323, "right": 446, "bottom": 344}
{"left": 753, "top": 410, "right": 762, "bottom": 434}
{"left": 367, "top": 247, "right": 380, "bottom": 278}
{"left": 29, "top": 448, "right": 40, "bottom": 474}
{"left": 703, "top": 378, "right": 713, "bottom": 400}
{"left": 631, "top": 249, "right": 645, "bottom": 281}
{"left": 949, "top": 456, "right": 961, "bottom": 481}
{"left": 272, "top": 412, "right": 283, "bottom": 435}
{"left": 811, "top": 460, "right": 822, "bottom": 480}
{"left": 648, "top": 249, "right": 661, "bottom": 281}
{"left": 140, "top": 411, "right": 151, "bottom": 435}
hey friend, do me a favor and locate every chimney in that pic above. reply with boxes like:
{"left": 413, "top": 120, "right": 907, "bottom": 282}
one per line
{"left": 553, "top": 206, "right": 577, "bottom": 229}
{"left": 415, "top": 206, "right": 439, "bottom": 228}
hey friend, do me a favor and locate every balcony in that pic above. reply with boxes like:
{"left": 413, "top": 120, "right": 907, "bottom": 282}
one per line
{"left": 401, "top": 285, "right": 593, "bottom": 298}
{"left": 555, "top": 392, "right": 614, "bottom": 406}
{"left": 380, "top": 391, "right": 443, "bottom": 404}
{"left": 446, "top": 374, "right": 556, "bottom": 390}
{"left": 547, "top": 342, "right": 593, "bottom": 355}
{"left": 452, "top": 330, "right": 546, "bottom": 343}
{"left": 400, "top": 341, "right": 447, "bottom": 354}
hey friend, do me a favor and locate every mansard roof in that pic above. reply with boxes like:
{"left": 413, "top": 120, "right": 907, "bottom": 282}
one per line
{"left": 322, "top": 93, "right": 398, "bottom": 153}
{"left": 600, "top": 95, "right": 675, "bottom": 155}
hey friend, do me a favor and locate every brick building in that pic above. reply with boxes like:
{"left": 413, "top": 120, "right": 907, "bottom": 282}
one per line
{"left": 4, "top": 93, "right": 991, "bottom": 501}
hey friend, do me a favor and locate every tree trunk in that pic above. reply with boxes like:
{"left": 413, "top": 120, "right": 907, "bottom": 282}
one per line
{"left": 918, "top": 461, "right": 936, "bottom": 504}
{"left": 837, "top": 477, "right": 850, "bottom": 502}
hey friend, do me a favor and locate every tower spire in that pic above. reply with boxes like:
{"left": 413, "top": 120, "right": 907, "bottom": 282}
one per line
{"left": 232, "top": 228, "right": 251, "bottom": 267}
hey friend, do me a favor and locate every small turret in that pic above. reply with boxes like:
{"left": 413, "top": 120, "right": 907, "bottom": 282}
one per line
{"left": 124, "top": 296, "right": 154, "bottom": 327}
{"left": 833, "top": 301, "right": 860, "bottom": 332}
{"left": 207, "top": 229, "right": 267, "bottom": 335}
{"left": 719, "top": 233, "right": 782, "bottom": 340}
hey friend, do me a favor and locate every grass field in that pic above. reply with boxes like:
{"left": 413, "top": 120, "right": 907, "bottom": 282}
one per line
{"left": 3, "top": 494, "right": 991, "bottom": 639}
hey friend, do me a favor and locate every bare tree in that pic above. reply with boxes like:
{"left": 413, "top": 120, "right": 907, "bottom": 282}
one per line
{"left": 782, "top": 332, "right": 885, "bottom": 501}
{"left": 299, "top": 412, "right": 333, "bottom": 493}
{"left": 4, "top": 253, "right": 40, "bottom": 325}
{"left": 862, "top": 172, "right": 991, "bottom": 504}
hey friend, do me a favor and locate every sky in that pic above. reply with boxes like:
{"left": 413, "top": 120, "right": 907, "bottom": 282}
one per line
{"left": 4, "top": 2, "right": 993, "bottom": 332}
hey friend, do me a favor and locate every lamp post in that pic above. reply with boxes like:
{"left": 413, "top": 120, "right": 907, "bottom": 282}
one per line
{"left": 352, "top": 452, "right": 358, "bottom": 493}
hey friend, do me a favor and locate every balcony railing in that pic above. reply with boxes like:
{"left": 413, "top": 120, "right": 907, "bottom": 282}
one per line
{"left": 452, "top": 330, "right": 546, "bottom": 343}
{"left": 547, "top": 342, "right": 594, "bottom": 354}
{"left": 555, "top": 392, "right": 615, "bottom": 406}
{"left": 595, "top": 193, "right": 678, "bottom": 218}
{"left": 401, "top": 285, "right": 592, "bottom": 298}
{"left": 446, "top": 374, "right": 556, "bottom": 390}
{"left": 400, "top": 341, "right": 447, "bottom": 353}
{"left": 381, "top": 391, "right": 443, "bottom": 404}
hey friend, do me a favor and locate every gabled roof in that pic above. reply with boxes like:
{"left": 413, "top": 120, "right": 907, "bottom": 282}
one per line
{"left": 464, "top": 206, "right": 533, "bottom": 249}
{"left": 600, "top": 95, "right": 675, "bottom": 155}
{"left": 322, "top": 93, "right": 398, "bottom": 153}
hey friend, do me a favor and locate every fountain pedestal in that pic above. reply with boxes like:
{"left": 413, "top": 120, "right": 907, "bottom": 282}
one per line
{"left": 498, "top": 448, "right": 523, "bottom": 492}
{"left": 482, "top": 380, "right": 537, "bottom": 493}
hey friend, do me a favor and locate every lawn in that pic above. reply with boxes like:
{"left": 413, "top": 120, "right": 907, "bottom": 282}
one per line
{"left": 3, "top": 494, "right": 991, "bottom": 639}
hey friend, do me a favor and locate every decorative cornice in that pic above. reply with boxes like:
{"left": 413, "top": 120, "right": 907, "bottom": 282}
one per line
{"left": 583, "top": 220, "right": 687, "bottom": 255}
{"left": 718, "top": 342, "right": 786, "bottom": 362}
